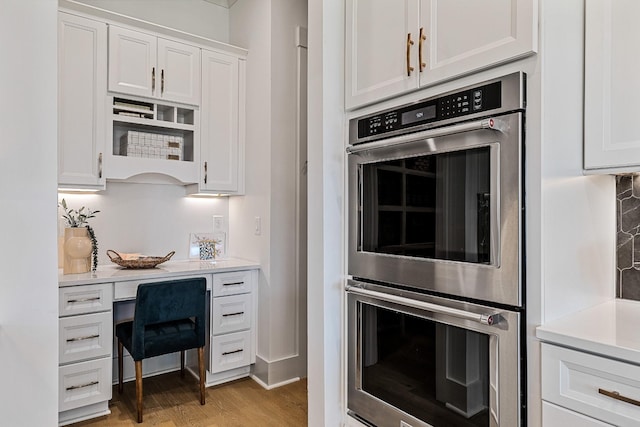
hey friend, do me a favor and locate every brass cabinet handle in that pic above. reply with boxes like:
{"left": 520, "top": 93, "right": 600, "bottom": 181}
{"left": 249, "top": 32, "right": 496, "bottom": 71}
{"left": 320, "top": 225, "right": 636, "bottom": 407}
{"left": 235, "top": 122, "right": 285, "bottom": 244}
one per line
{"left": 66, "top": 334, "right": 100, "bottom": 343}
{"left": 66, "top": 381, "right": 99, "bottom": 391}
{"left": 222, "top": 349, "right": 243, "bottom": 356}
{"left": 152, "top": 67, "right": 155, "bottom": 93}
{"left": 161, "top": 69, "right": 165, "bottom": 95}
{"left": 419, "top": 27, "right": 427, "bottom": 72}
{"left": 406, "top": 33, "right": 415, "bottom": 76}
{"left": 204, "top": 161, "right": 208, "bottom": 184}
{"left": 598, "top": 388, "right": 640, "bottom": 407}
{"left": 98, "top": 152, "right": 103, "bottom": 179}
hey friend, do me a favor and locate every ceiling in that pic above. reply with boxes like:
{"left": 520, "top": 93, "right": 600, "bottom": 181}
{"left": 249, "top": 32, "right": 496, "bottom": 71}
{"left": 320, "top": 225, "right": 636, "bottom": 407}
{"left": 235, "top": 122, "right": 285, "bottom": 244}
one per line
{"left": 202, "top": 0, "right": 238, "bottom": 7}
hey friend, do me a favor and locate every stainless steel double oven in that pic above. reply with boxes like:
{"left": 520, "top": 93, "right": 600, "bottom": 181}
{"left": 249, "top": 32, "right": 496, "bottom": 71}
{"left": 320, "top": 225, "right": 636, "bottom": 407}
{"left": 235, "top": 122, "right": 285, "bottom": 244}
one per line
{"left": 346, "top": 73, "right": 526, "bottom": 427}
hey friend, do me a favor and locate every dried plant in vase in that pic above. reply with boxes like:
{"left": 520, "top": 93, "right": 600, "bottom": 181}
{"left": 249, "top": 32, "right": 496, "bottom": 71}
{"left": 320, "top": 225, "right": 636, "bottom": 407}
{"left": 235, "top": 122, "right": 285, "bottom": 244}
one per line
{"left": 59, "top": 199, "right": 100, "bottom": 273}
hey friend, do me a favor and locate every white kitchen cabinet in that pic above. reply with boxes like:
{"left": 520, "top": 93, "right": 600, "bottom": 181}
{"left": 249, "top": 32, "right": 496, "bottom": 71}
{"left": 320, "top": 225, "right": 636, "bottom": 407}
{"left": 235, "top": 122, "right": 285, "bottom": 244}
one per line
{"left": 108, "top": 25, "right": 201, "bottom": 106}
{"left": 543, "top": 401, "right": 614, "bottom": 427}
{"left": 584, "top": 0, "right": 640, "bottom": 172}
{"left": 345, "top": 0, "right": 538, "bottom": 109}
{"left": 541, "top": 343, "right": 640, "bottom": 427}
{"left": 204, "top": 269, "right": 256, "bottom": 385}
{"left": 105, "top": 95, "right": 199, "bottom": 184}
{"left": 186, "top": 49, "right": 246, "bottom": 195}
{"left": 58, "top": 12, "right": 107, "bottom": 191}
{"left": 58, "top": 283, "right": 113, "bottom": 426}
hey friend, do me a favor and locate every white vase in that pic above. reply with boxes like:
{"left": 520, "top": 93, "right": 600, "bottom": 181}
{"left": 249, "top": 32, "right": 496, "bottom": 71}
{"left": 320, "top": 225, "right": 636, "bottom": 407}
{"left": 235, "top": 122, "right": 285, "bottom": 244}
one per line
{"left": 63, "top": 227, "right": 92, "bottom": 274}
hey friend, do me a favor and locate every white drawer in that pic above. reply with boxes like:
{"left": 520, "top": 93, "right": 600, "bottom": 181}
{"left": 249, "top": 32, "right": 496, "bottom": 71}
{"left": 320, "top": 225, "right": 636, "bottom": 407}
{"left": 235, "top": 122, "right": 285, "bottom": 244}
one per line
{"left": 543, "top": 401, "right": 614, "bottom": 427}
{"left": 59, "top": 357, "right": 112, "bottom": 412}
{"left": 542, "top": 343, "right": 640, "bottom": 427}
{"left": 59, "top": 312, "right": 113, "bottom": 365}
{"left": 59, "top": 283, "right": 113, "bottom": 316}
{"left": 113, "top": 274, "right": 212, "bottom": 300}
{"left": 212, "top": 270, "right": 253, "bottom": 297}
{"left": 210, "top": 330, "right": 252, "bottom": 373}
{"left": 212, "top": 293, "right": 252, "bottom": 335}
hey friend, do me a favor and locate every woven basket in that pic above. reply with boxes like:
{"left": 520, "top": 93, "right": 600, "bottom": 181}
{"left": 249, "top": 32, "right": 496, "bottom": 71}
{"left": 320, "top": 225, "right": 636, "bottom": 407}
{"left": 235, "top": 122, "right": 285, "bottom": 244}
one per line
{"left": 107, "top": 249, "right": 175, "bottom": 269}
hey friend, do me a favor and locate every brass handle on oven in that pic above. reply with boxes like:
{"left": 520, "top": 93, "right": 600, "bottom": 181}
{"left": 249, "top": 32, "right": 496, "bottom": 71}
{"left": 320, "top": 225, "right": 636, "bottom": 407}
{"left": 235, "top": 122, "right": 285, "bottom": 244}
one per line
{"left": 406, "top": 33, "right": 415, "bottom": 76}
{"left": 419, "top": 27, "right": 427, "bottom": 72}
{"left": 598, "top": 388, "right": 640, "bottom": 407}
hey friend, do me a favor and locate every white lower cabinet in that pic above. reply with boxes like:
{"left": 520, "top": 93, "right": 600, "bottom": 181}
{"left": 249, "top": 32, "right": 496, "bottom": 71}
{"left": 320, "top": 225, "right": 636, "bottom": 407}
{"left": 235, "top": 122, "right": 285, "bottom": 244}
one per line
{"left": 58, "top": 283, "right": 113, "bottom": 426}
{"left": 542, "top": 343, "right": 640, "bottom": 426}
{"left": 206, "top": 269, "right": 256, "bottom": 384}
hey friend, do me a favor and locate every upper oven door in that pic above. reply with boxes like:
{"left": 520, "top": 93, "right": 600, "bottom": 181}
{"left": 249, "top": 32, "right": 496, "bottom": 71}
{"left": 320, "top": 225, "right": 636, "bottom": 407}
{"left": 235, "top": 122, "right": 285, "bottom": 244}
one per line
{"left": 347, "top": 112, "right": 523, "bottom": 307}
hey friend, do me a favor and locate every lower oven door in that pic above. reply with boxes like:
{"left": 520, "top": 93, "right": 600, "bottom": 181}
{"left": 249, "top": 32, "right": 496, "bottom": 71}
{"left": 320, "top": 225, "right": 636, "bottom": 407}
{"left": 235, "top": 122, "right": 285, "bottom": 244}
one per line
{"left": 347, "top": 280, "right": 522, "bottom": 427}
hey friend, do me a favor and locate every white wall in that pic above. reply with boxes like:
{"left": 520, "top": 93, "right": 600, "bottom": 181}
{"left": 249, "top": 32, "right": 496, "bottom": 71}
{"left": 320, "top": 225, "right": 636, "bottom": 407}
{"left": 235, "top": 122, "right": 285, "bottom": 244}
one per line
{"left": 58, "top": 183, "right": 229, "bottom": 264}
{"left": 307, "top": 0, "right": 345, "bottom": 425}
{"left": 229, "top": 0, "right": 308, "bottom": 386}
{"left": 73, "top": 0, "right": 230, "bottom": 42}
{"left": 0, "top": 1, "right": 59, "bottom": 425}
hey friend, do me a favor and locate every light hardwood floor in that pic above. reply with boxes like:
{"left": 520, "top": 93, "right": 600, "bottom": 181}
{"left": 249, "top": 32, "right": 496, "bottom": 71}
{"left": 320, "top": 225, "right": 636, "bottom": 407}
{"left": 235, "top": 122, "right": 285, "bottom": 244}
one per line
{"left": 72, "top": 373, "right": 308, "bottom": 427}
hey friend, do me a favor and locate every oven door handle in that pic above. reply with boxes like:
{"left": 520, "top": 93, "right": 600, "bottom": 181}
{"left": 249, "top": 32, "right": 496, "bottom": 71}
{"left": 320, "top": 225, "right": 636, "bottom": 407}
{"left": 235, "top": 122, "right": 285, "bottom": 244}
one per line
{"left": 346, "top": 118, "right": 502, "bottom": 154}
{"left": 346, "top": 285, "right": 501, "bottom": 326}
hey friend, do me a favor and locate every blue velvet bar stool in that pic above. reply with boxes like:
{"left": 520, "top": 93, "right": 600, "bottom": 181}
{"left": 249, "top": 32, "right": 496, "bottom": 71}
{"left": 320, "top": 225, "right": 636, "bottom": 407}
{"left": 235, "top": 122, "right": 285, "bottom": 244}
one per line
{"left": 116, "top": 277, "right": 207, "bottom": 423}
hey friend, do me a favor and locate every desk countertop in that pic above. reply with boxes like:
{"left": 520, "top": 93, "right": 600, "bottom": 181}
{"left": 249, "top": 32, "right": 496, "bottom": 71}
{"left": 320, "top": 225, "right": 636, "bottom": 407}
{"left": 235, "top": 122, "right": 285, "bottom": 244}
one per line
{"left": 536, "top": 298, "right": 640, "bottom": 364}
{"left": 59, "top": 258, "right": 260, "bottom": 287}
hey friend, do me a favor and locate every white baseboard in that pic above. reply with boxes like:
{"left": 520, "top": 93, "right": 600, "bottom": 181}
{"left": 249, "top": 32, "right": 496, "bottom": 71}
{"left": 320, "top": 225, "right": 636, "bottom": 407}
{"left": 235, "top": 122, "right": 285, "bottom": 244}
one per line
{"left": 251, "top": 374, "right": 301, "bottom": 390}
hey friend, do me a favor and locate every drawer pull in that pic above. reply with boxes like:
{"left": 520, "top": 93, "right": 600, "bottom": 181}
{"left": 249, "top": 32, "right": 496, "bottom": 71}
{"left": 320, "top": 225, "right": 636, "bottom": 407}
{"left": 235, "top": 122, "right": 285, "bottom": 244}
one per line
{"left": 598, "top": 388, "right": 640, "bottom": 407}
{"left": 66, "top": 380, "right": 99, "bottom": 391}
{"left": 222, "top": 282, "right": 244, "bottom": 287}
{"left": 222, "top": 311, "right": 244, "bottom": 317}
{"left": 67, "top": 297, "right": 101, "bottom": 303}
{"left": 222, "top": 349, "right": 243, "bottom": 356}
{"left": 66, "top": 334, "right": 100, "bottom": 343}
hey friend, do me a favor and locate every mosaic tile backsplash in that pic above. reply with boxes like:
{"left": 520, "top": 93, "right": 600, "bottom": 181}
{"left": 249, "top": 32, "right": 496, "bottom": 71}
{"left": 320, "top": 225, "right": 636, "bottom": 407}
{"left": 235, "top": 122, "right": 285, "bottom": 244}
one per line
{"left": 617, "top": 175, "right": 640, "bottom": 300}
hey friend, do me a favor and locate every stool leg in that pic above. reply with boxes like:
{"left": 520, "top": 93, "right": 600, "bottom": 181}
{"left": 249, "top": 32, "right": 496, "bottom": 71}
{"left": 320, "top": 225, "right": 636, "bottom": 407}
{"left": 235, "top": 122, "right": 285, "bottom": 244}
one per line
{"left": 135, "top": 360, "right": 143, "bottom": 423}
{"left": 198, "top": 346, "right": 205, "bottom": 405}
{"left": 180, "top": 350, "right": 185, "bottom": 378}
{"left": 118, "top": 340, "right": 123, "bottom": 394}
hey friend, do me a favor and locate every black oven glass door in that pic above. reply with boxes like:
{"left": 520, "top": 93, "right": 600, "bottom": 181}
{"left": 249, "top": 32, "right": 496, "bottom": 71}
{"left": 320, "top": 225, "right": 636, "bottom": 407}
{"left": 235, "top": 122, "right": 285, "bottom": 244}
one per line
{"left": 360, "top": 300, "right": 490, "bottom": 427}
{"left": 360, "top": 147, "right": 491, "bottom": 264}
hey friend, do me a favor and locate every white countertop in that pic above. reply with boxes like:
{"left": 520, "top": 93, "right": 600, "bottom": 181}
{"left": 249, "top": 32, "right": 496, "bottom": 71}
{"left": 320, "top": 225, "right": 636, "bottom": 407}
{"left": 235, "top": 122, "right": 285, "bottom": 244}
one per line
{"left": 536, "top": 299, "right": 640, "bottom": 364}
{"left": 59, "top": 257, "right": 260, "bottom": 287}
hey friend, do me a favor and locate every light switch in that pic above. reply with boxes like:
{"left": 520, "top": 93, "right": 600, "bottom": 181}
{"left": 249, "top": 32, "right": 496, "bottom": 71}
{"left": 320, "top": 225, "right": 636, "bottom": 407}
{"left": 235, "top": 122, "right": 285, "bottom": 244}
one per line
{"left": 254, "top": 216, "right": 261, "bottom": 235}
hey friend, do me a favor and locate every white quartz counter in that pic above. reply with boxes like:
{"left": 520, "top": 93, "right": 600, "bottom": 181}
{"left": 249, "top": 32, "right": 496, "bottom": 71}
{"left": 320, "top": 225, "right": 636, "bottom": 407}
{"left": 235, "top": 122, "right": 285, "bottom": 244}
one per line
{"left": 59, "top": 257, "right": 260, "bottom": 287}
{"left": 536, "top": 299, "right": 640, "bottom": 364}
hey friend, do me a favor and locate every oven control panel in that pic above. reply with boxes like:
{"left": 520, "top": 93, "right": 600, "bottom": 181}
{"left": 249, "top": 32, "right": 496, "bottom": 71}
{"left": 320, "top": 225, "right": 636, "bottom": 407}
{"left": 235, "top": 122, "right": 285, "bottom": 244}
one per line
{"left": 354, "top": 80, "right": 504, "bottom": 143}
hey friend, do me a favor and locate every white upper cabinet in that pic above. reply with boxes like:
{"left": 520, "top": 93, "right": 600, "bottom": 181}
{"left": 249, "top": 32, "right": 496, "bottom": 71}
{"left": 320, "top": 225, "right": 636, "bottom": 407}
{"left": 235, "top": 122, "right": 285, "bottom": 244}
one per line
{"left": 345, "top": 0, "right": 538, "bottom": 109}
{"left": 584, "top": 0, "right": 640, "bottom": 172}
{"left": 108, "top": 25, "right": 201, "bottom": 106}
{"left": 58, "top": 12, "right": 107, "bottom": 190}
{"left": 187, "top": 49, "right": 245, "bottom": 195}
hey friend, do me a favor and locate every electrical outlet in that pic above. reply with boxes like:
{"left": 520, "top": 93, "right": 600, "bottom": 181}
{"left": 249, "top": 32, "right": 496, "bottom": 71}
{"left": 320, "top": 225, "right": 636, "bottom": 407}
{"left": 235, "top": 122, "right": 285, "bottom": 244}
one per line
{"left": 213, "top": 215, "right": 224, "bottom": 232}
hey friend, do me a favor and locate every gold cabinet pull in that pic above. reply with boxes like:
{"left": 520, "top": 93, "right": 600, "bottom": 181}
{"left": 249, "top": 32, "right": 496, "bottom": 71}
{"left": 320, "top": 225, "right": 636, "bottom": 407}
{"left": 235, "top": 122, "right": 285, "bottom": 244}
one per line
{"left": 419, "top": 27, "right": 427, "bottom": 72}
{"left": 406, "top": 33, "right": 415, "bottom": 76}
{"left": 222, "top": 349, "right": 243, "bottom": 356}
{"left": 98, "top": 152, "right": 103, "bottom": 179}
{"left": 222, "top": 311, "right": 245, "bottom": 317}
{"left": 161, "top": 69, "right": 165, "bottom": 95}
{"left": 152, "top": 67, "right": 155, "bottom": 92}
{"left": 598, "top": 388, "right": 640, "bottom": 407}
{"left": 204, "top": 161, "right": 208, "bottom": 184}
